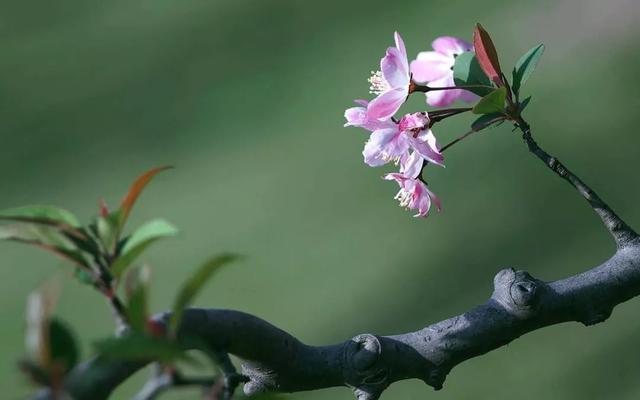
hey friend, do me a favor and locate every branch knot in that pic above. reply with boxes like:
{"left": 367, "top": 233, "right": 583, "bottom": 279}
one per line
{"left": 492, "top": 268, "right": 543, "bottom": 317}
{"left": 344, "top": 334, "right": 388, "bottom": 400}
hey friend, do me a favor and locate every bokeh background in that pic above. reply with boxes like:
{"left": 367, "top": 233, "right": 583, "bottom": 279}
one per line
{"left": 1, "top": 0, "right": 640, "bottom": 398}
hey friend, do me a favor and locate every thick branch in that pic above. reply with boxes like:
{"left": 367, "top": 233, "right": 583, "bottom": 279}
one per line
{"left": 31, "top": 122, "right": 640, "bottom": 400}
{"left": 515, "top": 117, "right": 638, "bottom": 247}
{"left": 33, "top": 243, "right": 640, "bottom": 400}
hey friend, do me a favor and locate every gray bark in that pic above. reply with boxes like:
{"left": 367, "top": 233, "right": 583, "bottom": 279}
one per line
{"left": 33, "top": 123, "right": 640, "bottom": 400}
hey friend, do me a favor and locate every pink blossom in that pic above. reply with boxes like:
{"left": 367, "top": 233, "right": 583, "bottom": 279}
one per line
{"left": 410, "top": 36, "right": 477, "bottom": 107}
{"left": 384, "top": 170, "right": 441, "bottom": 218}
{"left": 366, "top": 32, "right": 411, "bottom": 121}
{"left": 362, "top": 113, "right": 444, "bottom": 167}
{"left": 386, "top": 145, "right": 442, "bottom": 218}
{"left": 344, "top": 100, "right": 395, "bottom": 132}
{"left": 398, "top": 151, "right": 424, "bottom": 178}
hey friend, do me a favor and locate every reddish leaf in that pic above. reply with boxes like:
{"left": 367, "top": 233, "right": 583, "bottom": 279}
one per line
{"left": 118, "top": 166, "right": 172, "bottom": 231}
{"left": 473, "top": 24, "right": 503, "bottom": 86}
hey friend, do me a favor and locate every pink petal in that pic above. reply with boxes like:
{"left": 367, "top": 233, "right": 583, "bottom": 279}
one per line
{"left": 424, "top": 130, "right": 441, "bottom": 153}
{"left": 459, "top": 90, "right": 479, "bottom": 103}
{"left": 398, "top": 112, "right": 428, "bottom": 131}
{"left": 354, "top": 99, "right": 369, "bottom": 107}
{"left": 410, "top": 51, "right": 451, "bottom": 82}
{"left": 344, "top": 106, "right": 367, "bottom": 127}
{"left": 367, "top": 88, "right": 408, "bottom": 121}
{"left": 381, "top": 47, "right": 409, "bottom": 88}
{"left": 432, "top": 36, "right": 473, "bottom": 58}
{"left": 345, "top": 105, "right": 396, "bottom": 131}
{"left": 410, "top": 136, "right": 444, "bottom": 167}
{"left": 394, "top": 31, "right": 407, "bottom": 59}
{"left": 362, "top": 128, "right": 409, "bottom": 167}
{"left": 413, "top": 181, "right": 433, "bottom": 217}
{"left": 400, "top": 151, "right": 424, "bottom": 179}
{"left": 425, "top": 74, "right": 463, "bottom": 107}
{"left": 426, "top": 185, "right": 442, "bottom": 212}
{"left": 384, "top": 172, "right": 406, "bottom": 183}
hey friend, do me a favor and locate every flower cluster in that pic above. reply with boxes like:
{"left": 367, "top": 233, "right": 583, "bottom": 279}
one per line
{"left": 344, "top": 32, "right": 476, "bottom": 217}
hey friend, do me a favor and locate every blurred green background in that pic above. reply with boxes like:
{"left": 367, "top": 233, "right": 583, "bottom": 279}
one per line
{"left": 1, "top": 0, "right": 640, "bottom": 398}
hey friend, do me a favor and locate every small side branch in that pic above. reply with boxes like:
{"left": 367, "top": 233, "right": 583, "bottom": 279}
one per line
{"left": 515, "top": 117, "right": 638, "bottom": 247}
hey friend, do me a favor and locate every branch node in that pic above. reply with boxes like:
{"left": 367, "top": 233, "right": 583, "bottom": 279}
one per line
{"left": 492, "top": 268, "right": 543, "bottom": 316}
{"left": 424, "top": 368, "right": 446, "bottom": 390}
{"left": 241, "top": 362, "right": 277, "bottom": 396}
{"left": 344, "top": 334, "right": 389, "bottom": 398}
{"left": 352, "top": 385, "right": 382, "bottom": 400}
{"left": 578, "top": 305, "right": 614, "bottom": 326}
{"left": 242, "top": 378, "right": 270, "bottom": 396}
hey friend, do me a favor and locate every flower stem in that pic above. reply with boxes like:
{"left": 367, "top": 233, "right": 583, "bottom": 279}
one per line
{"left": 412, "top": 83, "right": 493, "bottom": 93}
{"left": 440, "top": 129, "right": 476, "bottom": 153}
{"left": 429, "top": 107, "right": 473, "bottom": 124}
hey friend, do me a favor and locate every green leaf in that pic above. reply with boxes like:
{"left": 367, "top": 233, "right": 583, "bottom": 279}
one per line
{"left": 512, "top": 44, "right": 545, "bottom": 95}
{"left": 471, "top": 113, "right": 506, "bottom": 131}
{"left": 48, "top": 317, "right": 79, "bottom": 373}
{"left": 0, "top": 205, "right": 87, "bottom": 244}
{"left": 124, "top": 265, "right": 152, "bottom": 332}
{"left": 472, "top": 87, "right": 507, "bottom": 114}
{"left": 126, "top": 288, "right": 148, "bottom": 332}
{"left": 169, "top": 254, "right": 238, "bottom": 337}
{"left": 96, "top": 213, "right": 119, "bottom": 253}
{"left": 0, "top": 223, "right": 72, "bottom": 247}
{"left": 0, "top": 224, "right": 80, "bottom": 255}
{"left": 519, "top": 96, "right": 532, "bottom": 113}
{"left": 94, "top": 332, "right": 193, "bottom": 363}
{"left": 74, "top": 268, "right": 96, "bottom": 286}
{"left": 453, "top": 52, "right": 493, "bottom": 96}
{"left": 111, "top": 219, "right": 178, "bottom": 278}
{"left": 0, "top": 223, "right": 92, "bottom": 268}
{"left": 0, "top": 205, "right": 80, "bottom": 227}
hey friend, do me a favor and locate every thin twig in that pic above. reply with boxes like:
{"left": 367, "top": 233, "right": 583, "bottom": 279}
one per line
{"left": 514, "top": 116, "right": 638, "bottom": 246}
{"left": 440, "top": 129, "right": 475, "bottom": 153}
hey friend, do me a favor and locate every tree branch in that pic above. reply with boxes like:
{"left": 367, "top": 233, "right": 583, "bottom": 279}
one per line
{"left": 32, "top": 123, "right": 640, "bottom": 400}
{"left": 33, "top": 242, "right": 640, "bottom": 400}
{"left": 515, "top": 116, "right": 638, "bottom": 247}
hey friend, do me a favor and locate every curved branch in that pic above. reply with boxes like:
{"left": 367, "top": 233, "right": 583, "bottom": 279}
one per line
{"left": 32, "top": 123, "right": 639, "bottom": 400}
{"left": 32, "top": 243, "right": 640, "bottom": 400}
{"left": 515, "top": 116, "right": 637, "bottom": 247}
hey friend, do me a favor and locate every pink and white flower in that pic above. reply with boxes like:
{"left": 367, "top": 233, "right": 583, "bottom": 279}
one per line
{"left": 344, "top": 100, "right": 395, "bottom": 132}
{"left": 384, "top": 160, "right": 441, "bottom": 218}
{"left": 410, "top": 36, "right": 477, "bottom": 107}
{"left": 362, "top": 113, "right": 444, "bottom": 167}
{"left": 366, "top": 32, "right": 411, "bottom": 121}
